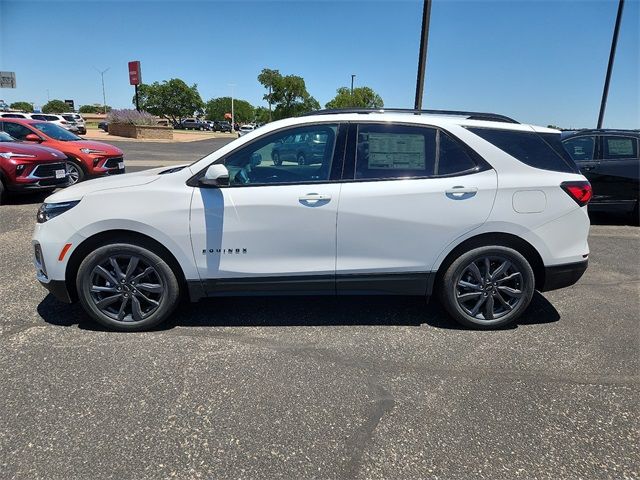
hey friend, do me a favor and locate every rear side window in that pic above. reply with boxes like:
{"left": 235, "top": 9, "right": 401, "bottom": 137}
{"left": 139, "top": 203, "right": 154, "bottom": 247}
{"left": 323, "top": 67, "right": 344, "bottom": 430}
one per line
{"left": 437, "top": 131, "right": 477, "bottom": 175}
{"left": 562, "top": 136, "right": 596, "bottom": 161}
{"left": 602, "top": 136, "right": 638, "bottom": 160}
{"left": 468, "top": 127, "right": 578, "bottom": 173}
{"left": 355, "top": 124, "right": 436, "bottom": 179}
{"left": 31, "top": 114, "right": 47, "bottom": 120}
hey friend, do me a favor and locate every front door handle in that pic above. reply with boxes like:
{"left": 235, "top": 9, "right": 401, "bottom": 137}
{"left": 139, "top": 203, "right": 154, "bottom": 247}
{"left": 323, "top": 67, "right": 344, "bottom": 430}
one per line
{"left": 299, "top": 193, "right": 332, "bottom": 201}
{"left": 581, "top": 166, "right": 595, "bottom": 171}
{"left": 445, "top": 186, "right": 478, "bottom": 199}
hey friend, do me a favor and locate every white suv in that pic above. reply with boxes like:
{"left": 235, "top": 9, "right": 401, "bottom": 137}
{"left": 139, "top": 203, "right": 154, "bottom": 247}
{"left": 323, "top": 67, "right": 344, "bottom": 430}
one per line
{"left": 32, "top": 109, "right": 592, "bottom": 331}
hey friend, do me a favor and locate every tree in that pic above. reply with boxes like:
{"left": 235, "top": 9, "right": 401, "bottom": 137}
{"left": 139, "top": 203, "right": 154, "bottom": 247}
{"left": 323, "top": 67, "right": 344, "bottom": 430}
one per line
{"left": 254, "top": 106, "right": 271, "bottom": 125}
{"left": 42, "top": 99, "right": 71, "bottom": 114}
{"left": 79, "top": 104, "right": 111, "bottom": 113}
{"left": 325, "top": 86, "right": 384, "bottom": 109}
{"left": 257, "top": 69, "right": 319, "bottom": 120}
{"left": 205, "top": 97, "right": 255, "bottom": 123}
{"left": 9, "top": 101, "right": 33, "bottom": 112}
{"left": 136, "top": 78, "right": 204, "bottom": 126}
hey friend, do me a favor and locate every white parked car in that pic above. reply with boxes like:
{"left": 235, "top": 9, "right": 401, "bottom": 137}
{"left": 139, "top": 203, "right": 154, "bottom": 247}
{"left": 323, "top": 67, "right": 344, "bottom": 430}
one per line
{"left": 61, "top": 113, "right": 86, "bottom": 134}
{"left": 29, "top": 113, "right": 79, "bottom": 133}
{"left": 33, "top": 108, "right": 591, "bottom": 331}
{"left": 237, "top": 124, "right": 255, "bottom": 137}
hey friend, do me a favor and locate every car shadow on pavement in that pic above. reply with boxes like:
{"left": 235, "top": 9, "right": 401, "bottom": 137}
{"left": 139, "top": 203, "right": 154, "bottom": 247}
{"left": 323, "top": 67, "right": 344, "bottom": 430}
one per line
{"left": 589, "top": 211, "right": 639, "bottom": 226}
{"left": 3, "top": 192, "right": 49, "bottom": 205}
{"left": 37, "top": 291, "right": 559, "bottom": 332}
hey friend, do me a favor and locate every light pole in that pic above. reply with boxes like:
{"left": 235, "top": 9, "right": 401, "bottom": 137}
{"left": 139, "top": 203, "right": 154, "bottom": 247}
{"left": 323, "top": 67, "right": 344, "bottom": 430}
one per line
{"left": 96, "top": 67, "right": 110, "bottom": 114}
{"left": 597, "top": 0, "right": 625, "bottom": 129}
{"left": 414, "top": 0, "right": 432, "bottom": 110}
{"left": 229, "top": 83, "right": 236, "bottom": 128}
{"left": 351, "top": 74, "right": 356, "bottom": 96}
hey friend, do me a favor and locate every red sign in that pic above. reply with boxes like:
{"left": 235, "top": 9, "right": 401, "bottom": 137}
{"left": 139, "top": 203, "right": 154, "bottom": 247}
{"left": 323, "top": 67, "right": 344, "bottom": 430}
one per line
{"left": 128, "top": 61, "right": 141, "bottom": 85}
{"left": 224, "top": 113, "right": 232, "bottom": 119}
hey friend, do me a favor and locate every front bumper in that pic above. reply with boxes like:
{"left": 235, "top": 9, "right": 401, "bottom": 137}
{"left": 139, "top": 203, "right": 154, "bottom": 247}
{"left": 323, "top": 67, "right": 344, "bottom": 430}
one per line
{"left": 540, "top": 260, "right": 588, "bottom": 292}
{"left": 38, "top": 279, "right": 73, "bottom": 303}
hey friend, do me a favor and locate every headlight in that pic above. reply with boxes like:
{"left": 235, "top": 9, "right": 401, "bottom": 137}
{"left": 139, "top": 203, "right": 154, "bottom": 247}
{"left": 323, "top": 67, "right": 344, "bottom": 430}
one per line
{"left": 80, "top": 148, "right": 106, "bottom": 154}
{"left": 0, "top": 152, "right": 36, "bottom": 159}
{"left": 37, "top": 201, "right": 80, "bottom": 223}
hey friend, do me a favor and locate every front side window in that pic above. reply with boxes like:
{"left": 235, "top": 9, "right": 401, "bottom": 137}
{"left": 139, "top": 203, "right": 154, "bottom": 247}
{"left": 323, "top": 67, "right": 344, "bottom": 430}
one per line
{"left": 30, "top": 115, "right": 47, "bottom": 121}
{"left": 562, "top": 136, "right": 596, "bottom": 162}
{"left": 2, "top": 122, "right": 34, "bottom": 140}
{"left": 355, "top": 124, "right": 436, "bottom": 179}
{"left": 223, "top": 124, "right": 338, "bottom": 186}
{"left": 32, "top": 122, "right": 81, "bottom": 141}
{"left": 602, "top": 136, "right": 638, "bottom": 160}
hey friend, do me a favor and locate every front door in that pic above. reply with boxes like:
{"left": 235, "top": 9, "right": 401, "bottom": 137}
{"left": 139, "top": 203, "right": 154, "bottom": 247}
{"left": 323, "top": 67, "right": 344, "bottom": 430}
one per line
{"left": 190, "top": 123, "right": 346, "bottom": 295}
{"left": 593, "top": 135, "right": 639, "bottom": 210}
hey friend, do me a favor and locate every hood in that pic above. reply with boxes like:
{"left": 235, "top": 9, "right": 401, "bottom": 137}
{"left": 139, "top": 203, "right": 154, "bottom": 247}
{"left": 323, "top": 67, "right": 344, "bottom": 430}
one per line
{"left": 45, "top": 166, "right": 171, "bottom": 203}
{"left": 0, "top": 142, "right": 66, "bottom": 161}
{"left": 69, "top": 140, "right": 123, "bottom": 155}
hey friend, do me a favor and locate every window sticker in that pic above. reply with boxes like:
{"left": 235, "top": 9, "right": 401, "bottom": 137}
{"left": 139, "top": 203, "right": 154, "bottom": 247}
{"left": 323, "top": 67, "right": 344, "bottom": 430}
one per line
{"left": 366, "top": 133, "right": 425, "bottom": 170}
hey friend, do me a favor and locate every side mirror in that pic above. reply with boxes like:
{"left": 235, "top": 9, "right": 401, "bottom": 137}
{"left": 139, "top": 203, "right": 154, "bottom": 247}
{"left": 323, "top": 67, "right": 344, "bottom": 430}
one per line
{"left": 25, "top": 133, "right": 42, "bottom": 142}
{"left": 199, "top": 164, "right": 230, "bottom": 187}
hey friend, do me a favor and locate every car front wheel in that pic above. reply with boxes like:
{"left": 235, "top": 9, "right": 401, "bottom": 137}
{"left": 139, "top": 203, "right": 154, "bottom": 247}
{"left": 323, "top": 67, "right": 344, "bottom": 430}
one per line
{"left": 66, "top": 160, "right": 85, "bottom": 185}
{"left": 439, "top": 245, "right": 535, "bottom": 329}
{"left": 76, "top": 243, "right": 180, "bottom": 331}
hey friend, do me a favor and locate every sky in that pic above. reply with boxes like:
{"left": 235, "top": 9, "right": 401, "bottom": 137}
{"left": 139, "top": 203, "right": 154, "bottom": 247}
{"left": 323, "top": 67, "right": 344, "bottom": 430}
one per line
{"left": 0, "top": 0, "right": 638, "bottom": 128}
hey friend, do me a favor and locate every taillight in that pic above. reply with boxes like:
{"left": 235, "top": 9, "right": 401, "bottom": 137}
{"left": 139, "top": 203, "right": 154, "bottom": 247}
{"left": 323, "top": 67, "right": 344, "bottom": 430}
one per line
{"left": 561, "top": 181, "right": 592, "bottom": 206}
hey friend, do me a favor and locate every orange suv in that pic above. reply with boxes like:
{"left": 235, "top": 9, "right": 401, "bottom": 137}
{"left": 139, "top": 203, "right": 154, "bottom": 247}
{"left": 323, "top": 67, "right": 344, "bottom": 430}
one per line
{"left": 0, "top": 118, "right": 125, "bottom": 184}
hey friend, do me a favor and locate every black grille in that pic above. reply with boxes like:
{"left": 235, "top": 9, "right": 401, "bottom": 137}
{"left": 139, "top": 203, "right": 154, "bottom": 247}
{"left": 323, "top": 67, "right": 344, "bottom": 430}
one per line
{"left": 32, "top": 162, "right": 66, "bottom": 178}
{"left": 104, "top": 157, "right": 123, "bottom": 169}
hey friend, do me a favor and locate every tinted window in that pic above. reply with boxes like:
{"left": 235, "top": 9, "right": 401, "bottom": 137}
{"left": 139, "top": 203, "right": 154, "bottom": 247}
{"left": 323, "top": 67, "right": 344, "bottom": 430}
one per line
{"left": 1, "top": 113, "right": 27, "bottom": 118}
{"left": 33, "top": 122, "right": 81, "bottom": 141}
{"left": 62, "top": 115, "right": 75, "bottom": 122}
{"left": 30, "top": 115, "right": 47, "bottom": 121}
{"left": 2, "top": 122, "right": 34, "bottom": 140}
{"left": 224, "top": 124, "right": 338, "bottom": 186}
{"left": 437, "top": 131, "right": 476, "bottom": 175}
{"left": 468, "top": 127, "right": 578, "bottom": 173}
{"left": 355, "top": 124, "right": 436, "bottom": 179}
{"left": 603, "top": 136, "right": 638, "bottom": 160}
{"left": 0, "top": 131, "right": 16, "bottom": 142}
{"left": 562, "top": 136, "right": 595, "bottom": 162}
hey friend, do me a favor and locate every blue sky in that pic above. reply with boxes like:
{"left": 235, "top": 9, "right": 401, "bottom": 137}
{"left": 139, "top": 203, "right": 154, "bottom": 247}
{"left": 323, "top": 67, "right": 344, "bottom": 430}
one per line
{"left": 1, "top": 0, "right": 638, "bottom": 128}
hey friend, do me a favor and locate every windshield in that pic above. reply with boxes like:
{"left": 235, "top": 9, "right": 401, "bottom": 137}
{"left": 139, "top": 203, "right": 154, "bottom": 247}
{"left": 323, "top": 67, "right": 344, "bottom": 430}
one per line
{"left": 33, "top": 122, "right": 82, "bottom": 141}
{"left": 0, "top": 132, "right": 16, "bottom": 142}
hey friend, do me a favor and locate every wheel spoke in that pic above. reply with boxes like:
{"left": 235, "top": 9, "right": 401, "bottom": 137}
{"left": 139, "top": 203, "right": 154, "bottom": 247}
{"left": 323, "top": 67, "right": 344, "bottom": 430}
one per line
{"left": 96, "top": 294, "right": 121, "bottom": 309}
{"left": 95, "top": 266, "right": 118, "bottom": 285}
{"left": 496, "top": 272, "right": 521, "bottom": 284}
{"left": 470, "top": 295, "right": 487, "bottom": 316}
{"left": 134, "top": 290, "right": 159, "bottom": 307}
{"left": 136, "top": 282, "right": 162, "bottom": 294}
{"left": 458, "top": 280, "right": 482, "bottom": 291}
{"left": 484, "top": 294, "right": 495, "bottom": 320}
{"left": 117, "top": 297, "right": 129, "bottom": 321}
{"left": 484, "top": 257, "right": 491, "bottom": 279}
{"left": 491, "top": 260, "right": 511, "bottom": 280}
{"left": 124, "top": 256, "right": 140, "bottom": 281}
{"left": 498, "top": 286, "right": 523, "bottom": 298}
{"left": 494, "top": 291, "right": 513, "bottom": 310}
{"left": 131, "top": 267, "right": 154, "bottom": 283}
{"left": 468, "top": 262, "right": 484, "bottom": 283}
{"left": 457, "top": 291, "right": 483, "bottom": 302}
{"left": 91, "top": 285, "right": 118, "bottom": 293}
{"left": 109, "top": 257, "right": 125, "bottom": 280}
{"left": 131, "top": 296, "right": 144, "bottom": 321}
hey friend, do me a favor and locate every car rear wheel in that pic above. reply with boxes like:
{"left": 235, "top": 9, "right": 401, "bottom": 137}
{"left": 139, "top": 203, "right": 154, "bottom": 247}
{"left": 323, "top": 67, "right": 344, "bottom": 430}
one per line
{"left": 297, "top": 153, "right": 306, "bottom": 166}
{"left": 77, "top": 243, "right": 180, "bottom": 331}
{"left": 439, "top": 245, "right": 535, "bottom": 329}
{"left": 272, "top": 152, "right": 282, "bottom": 166}
{"left": 66, "top": 160, "right": 85, "bottom": 185}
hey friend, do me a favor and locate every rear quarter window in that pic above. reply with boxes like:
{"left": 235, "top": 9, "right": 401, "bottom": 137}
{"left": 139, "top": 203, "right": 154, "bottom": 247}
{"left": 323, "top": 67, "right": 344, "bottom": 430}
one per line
{"left": 467, "top": 127, "right": 579, "bottom": 174}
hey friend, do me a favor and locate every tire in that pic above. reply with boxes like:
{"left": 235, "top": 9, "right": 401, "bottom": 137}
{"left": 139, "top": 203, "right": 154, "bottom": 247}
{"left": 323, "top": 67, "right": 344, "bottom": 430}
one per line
{"left": 76, "top": 242, "right": 180, "bottom": 331}
{"left": 272, "top": 152, "right": 282, "bottom": 166}
{"left": 66, "top": 160, "right": 85, "bottom": 185}
{"left": 438, "top": 245, "right": 535, "bottom": 329}
{"left": 297, "top": 153, "right": 306, "bottom": 166}
{"left": 632, "top": 201, "right": 639, "bottom": 226}
{"left": 0, "top": 178, "right": 5, "bottom": 205}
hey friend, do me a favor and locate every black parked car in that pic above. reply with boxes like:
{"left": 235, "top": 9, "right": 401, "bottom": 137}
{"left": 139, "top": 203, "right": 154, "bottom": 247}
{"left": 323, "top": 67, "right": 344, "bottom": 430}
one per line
{"left": 98, "top": 121, "right": 109, "bottom": 132}
{"left": 562, "top": 129, "right": 639, "bottom": 218}
{"left": 271, "top": 131, "right": 328, "bottom": 166}
{"left": 214, "top": 121, "right": 233, "bottom": 133}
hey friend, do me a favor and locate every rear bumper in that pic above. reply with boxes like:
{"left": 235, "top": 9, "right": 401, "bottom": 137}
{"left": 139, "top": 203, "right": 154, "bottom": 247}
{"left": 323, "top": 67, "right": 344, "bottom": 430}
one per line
{"left": 540, "top": 260, "right": 588, "bottom": 292}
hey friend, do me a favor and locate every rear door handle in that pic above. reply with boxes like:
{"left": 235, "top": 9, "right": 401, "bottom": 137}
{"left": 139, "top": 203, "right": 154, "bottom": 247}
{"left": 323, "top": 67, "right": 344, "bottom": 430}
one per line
{"left": 299, "top": 193, "right": 332, "bottom": 202}
{"left": 445, "top": 186, "right": 478, "bottom": 199}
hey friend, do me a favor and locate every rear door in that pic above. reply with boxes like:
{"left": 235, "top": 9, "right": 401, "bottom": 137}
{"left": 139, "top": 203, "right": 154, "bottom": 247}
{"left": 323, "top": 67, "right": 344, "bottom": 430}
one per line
{"left": 594, "top": 134, "right": 639, "bottom": 210}
{"left": 336, "top": 122, "right": 497, "bottom": 294}
{"left": 562, "top": 134, "right": 600, "bottom": 197}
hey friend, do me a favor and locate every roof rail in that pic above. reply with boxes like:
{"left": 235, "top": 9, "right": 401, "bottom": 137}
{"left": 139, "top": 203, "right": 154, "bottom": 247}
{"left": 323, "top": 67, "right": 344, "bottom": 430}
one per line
{"left": 301, "top": 108, "right": 519, "bottom": 124}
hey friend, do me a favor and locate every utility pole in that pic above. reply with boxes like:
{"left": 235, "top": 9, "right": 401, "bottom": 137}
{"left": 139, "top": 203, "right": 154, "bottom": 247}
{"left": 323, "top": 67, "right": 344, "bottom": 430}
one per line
{"left": 46, "top": 89, "right": 50, "bottom": 102}
{"left": 351, "top": 74, "right": 356, "bottom": 96}
{"left": 597, "top": 0, "right": 625, "bottom": 129}
{"left": 229, "top": 83, "right": 235, "bottom": 128}
{"left": 414, "top": 0, "right": 432, "bottom": 110}
{"left": 96, "top": 67, "right": 110, "bottom": 114}
{"left": 268, "top": 85, "right": 272, "bottom": 122}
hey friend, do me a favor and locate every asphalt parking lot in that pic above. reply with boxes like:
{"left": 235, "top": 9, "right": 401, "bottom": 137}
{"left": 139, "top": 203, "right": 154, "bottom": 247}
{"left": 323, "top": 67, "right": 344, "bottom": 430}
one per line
{"left": 1, "top": 151, "right": 638, "bottom": 478}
